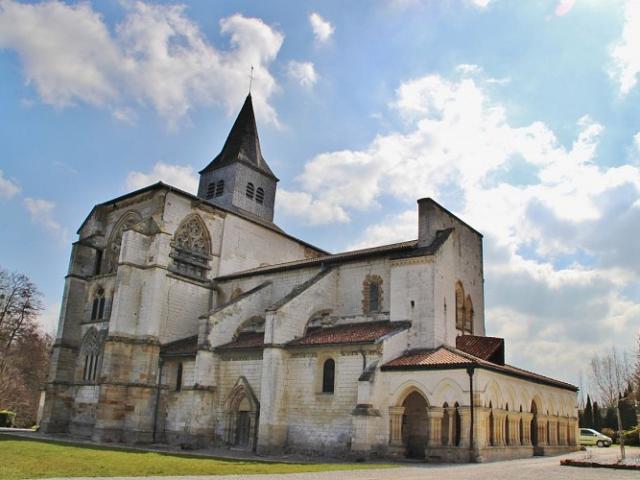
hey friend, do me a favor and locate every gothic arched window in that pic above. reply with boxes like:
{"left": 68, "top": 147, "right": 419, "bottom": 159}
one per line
{"left": 464, "top": 294, "right": 474, "bottom": 334}
{"left": 455, "top": 281, "right": 465, "bottom": 331}
{"left": 79, "top": 327, "right": 104, "bottom": 383}
{"left": 91, "top": 288, "right": 106, "bottom": 321}
{"left": 322, "top": 358, "right": 335, "bottom": 394}
{"left": 169, "top": 214, "right": 211, "bottom": 280}
{"left": 105, "top": 211, "right": 142, "bottom": 273}
{"left": 255, "top": 187, "right": 264, "bottom": 205}
{"left": 246, "top": 182, "right": 255, "bottom": 199}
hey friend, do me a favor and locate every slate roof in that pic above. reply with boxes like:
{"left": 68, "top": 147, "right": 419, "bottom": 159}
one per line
{"left": 200, "top": 94, "right": 277, "bottom": 180}
{"left": 160, "top": 335, "right": 198, "bottom": 357}
{"left": 217, "top": 332, "right": 265, "bottom": 351}
{"left": 287, "top": 320, "right": 411, "bottom": 347}
{"left": 382, "top": 344, "right": 577, "bottom": 391}
{"left": 456, "top": 335, "right": 505, "bottom": 364}
{"left": 216, "top": 228, "right": 453, "bottom": 282}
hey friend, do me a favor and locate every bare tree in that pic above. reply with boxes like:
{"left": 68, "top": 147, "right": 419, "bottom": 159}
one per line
{"left": 0, "top": 267, "right": 50, "bottom": 426}
{"left": 588, "top": 347, "right": 634, "bottom": 408}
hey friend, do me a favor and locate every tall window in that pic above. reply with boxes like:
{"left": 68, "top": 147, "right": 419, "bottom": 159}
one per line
{"left": 322, "top": 358, "right": 335, "bottom": 393}
{"left": 455, "top": 282, "right": 473, "bottom": 334}
{"left": 362, "top": 274, "right": 383, "bottom": 314}
{"left": 91, "top": 288, "right": 106, "bottom": 321}
{"left": 206, "top": 182, "right": 216, "bottom": 199}
{"left": 170, "top": 214, "right": 211, "bottom": 280}
{"left": 94, "top": 249, "right": 103, "bottom": 276}
{"left": 80, "top": 327, "right": 103, "bottom": 383}
{"left": 246, "top": 182, "right": 255, "bottom": 199}
{"left": 215, "top": 180, "right": 224, "bottom": 197}
{"left": 176, "top": 363, "right": 183, "bottom": 392}
{"left": 255, "top": 187, "right": 265, "bottom": 205}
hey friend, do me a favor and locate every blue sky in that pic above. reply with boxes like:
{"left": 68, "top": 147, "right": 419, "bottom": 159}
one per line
{"left": 1, "top": 0, "right": 639, "bottom": 394}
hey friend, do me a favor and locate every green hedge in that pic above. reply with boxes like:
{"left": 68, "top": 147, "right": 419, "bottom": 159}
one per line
{"left": 0, "top": 410, "right": 16, "bottom": 428}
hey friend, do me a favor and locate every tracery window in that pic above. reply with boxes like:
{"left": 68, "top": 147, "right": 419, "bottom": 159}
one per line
{"left": 246, "top": 182, "right": 255, "bottom": 199}
{"left": 322, "top": 358, "right": 335, "bottom": 394}
{"left": 105, "top": 211, "right": 142, "bottom": 273}
{"left": 79, "top": 327, "right": 104, "bottom": 383}
{"left": 91, "top": 288, "right": 106, "bottom": 321}
{"left": 362, "top": 274, "right": 383, "bottom": 314}
{"left": 255, "top": 187, "right": 264, "bottom": 205}
{"left": 169, "top": 214, "right": 211, "bottom": 280}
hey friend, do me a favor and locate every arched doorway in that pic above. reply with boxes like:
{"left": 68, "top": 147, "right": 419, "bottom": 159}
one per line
{"left": 530, "top": 400, "right": 539, "bottom": 447}
{"left": 453, "top": 402, "right": 461, "bottom": 446}
{"left": 234, "top": 396, "right": 252, "bottom": 447}
{"left": 401, "top": 391, "right": 428, "bottom": 459}
{"left": 225, "top": 377, "right": 259, "bottom": 451}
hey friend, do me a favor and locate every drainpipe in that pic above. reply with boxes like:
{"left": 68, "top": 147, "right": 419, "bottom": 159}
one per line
{"left": 466, "top": 366, "right": 475, "bottom": 462}
{"left": 152, "top": 357, "right": 165, "bottom": 443}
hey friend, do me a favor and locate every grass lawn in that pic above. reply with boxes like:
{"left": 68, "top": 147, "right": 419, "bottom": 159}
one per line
{"left": 0, "top": 436, "right": 393, "bottom": 479}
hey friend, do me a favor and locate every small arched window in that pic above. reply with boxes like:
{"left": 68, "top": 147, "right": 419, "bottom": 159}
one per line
{"left": 215, "top": 180, "right": 224, "bottom": 197}
{"left": 176, "top": 363, "right": 183, "bottom": 392}
{"left": 255, "top": 187, "right": 264, "bottom": 205}
{"left": 91, "top": 288, "right": 106, "bottom": 321}
{"left": 362, "top": 274, "right": 383, "bottom": 314}
{"left": 206, "top": 182, "right": 216, "bottom": 199}
{"left": 246, "top": 182, "right": 255, "bottom": 199}
{"left": 322, "top": 358, "right": 335, "bottom": 394}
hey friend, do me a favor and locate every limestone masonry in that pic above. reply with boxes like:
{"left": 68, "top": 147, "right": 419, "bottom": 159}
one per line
{"left": 40, "top": 94, "right": 579, "bottom": 462}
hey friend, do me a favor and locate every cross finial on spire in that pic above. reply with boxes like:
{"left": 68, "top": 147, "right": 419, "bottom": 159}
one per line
{"left": 248, "top": 66, "right": 254, "bottom": 94}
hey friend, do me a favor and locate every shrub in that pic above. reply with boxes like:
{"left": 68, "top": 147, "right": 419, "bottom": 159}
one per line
{"left": 0, "top": 410, "right": 17, "bottom": 427}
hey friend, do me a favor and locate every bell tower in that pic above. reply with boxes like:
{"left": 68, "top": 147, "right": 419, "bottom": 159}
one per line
{"left": 198, "top": 94, "right": 279, "bottom": 222}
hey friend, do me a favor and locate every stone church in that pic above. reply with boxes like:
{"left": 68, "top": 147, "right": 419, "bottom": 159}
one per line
{"left": 41, "top": 94, "right": 579, "bottom": 462}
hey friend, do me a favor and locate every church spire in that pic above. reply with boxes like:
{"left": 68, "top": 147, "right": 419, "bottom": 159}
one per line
{"left": 197, "top": 94, "right": 279, "bottom": 223}
{"left": 199, "top": 94, "right": 277, "bottom": 180}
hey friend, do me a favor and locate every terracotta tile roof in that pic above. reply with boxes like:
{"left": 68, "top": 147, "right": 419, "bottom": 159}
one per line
{"left": 382, "top": 345, "right": 577, "bottom": 391}
{"left": 383, "top": 348, "right": 472, "bottom": 367}
{"left": 217, "top": 332, "right": 265, "bottom": 350}
{"left": 287, "top": 321, "right": 411, "bottom": 347}
{"left": 456, "top": 335, "right": 504, "bottom": 363}
{"left": 160, "top": 335, "right": 198, "bottom": 357}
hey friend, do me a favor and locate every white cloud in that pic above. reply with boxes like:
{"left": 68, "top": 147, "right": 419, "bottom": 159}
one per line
{"left": 0, "top": 170, "right": 20, "bottom": 198}
{"left": 279, "top": 67, "right": 640, "bottom": 384}
{"left": 126, "top": 162, "right": 198, "bottom": 193}
{"left": 0, "top": 1, "right": 284, "bottom": 126}
{"left": 554, "top": 0, "right": 576, "bottom": 17}
{"left": 277, "top": 189, "right": 349, "bottom": 225}
{"left": 24, "top": 197, "right": 68, "bottom": 243}
{"left": 634, "top": 131, "right": 640, "bottom": 152}
{"left": 286, "top": 60, "right": 318, "bottom": 88}
{"left": 309, "top": 12, "right": 334, "bottom": 43}
{"left": 470, "top": 0, "right": 492, "bottom": 8}
{"left": 609, "top": 0, "right": 640, "bottom": 95}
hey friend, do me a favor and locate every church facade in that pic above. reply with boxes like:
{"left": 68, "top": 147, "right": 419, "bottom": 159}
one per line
{"left": 41, "top": 95, "right": 579, "bottom": 462}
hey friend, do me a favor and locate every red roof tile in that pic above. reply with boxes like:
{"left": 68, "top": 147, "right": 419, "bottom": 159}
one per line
{"left": 287, "top": 321, "right": 410, "bottom": 347}
{"left": 456, "top": 335, "right": 504, "bottom": 363}
{"left": 384, "top": 348, "right": 472, "bottom": 367}
{"left": 217, "top": 332, "right": 265, "bottom": 350}
{"left": 382, "top": 345, "right": 577, "bottom": 391}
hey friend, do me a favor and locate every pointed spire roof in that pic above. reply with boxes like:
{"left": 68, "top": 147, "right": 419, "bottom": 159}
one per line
{"left": 200, "top": 94, "right": 278, "bottom": 180}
